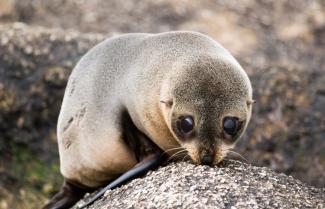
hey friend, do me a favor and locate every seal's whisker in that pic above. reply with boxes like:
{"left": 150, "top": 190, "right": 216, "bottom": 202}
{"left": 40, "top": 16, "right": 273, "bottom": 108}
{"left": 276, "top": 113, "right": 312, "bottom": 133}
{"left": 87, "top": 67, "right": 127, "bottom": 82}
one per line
{"left": 226, "top": 150, "right": 249, "bottom": 163}
{"left": 167, "top": 150, "right": 187, "bottom": 162}
{"left": 181, "top": 154, "right": 190, "bottom": 162}
{"left": 168, "top": 150, "right": 187, "bottom": 160}
{"left": 163, "top": 147, "right": 185, "bottom": 155}
{"left": 173, "top": 151, "right": 188, "bottom": 162}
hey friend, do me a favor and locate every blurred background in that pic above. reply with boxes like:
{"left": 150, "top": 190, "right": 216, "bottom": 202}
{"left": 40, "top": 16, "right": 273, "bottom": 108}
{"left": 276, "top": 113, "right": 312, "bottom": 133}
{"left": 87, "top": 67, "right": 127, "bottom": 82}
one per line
{"left": 0, "top": 0, "right": 324, "bottom": 208}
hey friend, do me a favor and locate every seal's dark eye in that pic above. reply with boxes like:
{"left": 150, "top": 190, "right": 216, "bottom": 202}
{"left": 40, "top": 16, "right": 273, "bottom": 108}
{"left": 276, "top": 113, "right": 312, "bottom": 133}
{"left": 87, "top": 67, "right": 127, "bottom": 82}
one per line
{"left": 223, "top": 117, "right": 239, "bottom": 136}
{"left": 177, "top": 116, "right": 194, "bottom": 134}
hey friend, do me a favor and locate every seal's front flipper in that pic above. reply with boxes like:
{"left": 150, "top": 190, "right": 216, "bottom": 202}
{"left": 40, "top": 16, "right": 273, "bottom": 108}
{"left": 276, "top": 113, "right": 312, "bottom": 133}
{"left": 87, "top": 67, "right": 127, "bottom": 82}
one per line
{"left": 77, "top": 153, "right": 164, "bottom": 209}
{"left": 42, "top": 180, "right": 93, "bottom": 209}
{"left": 78, "top": 110, "right": 165, "bottom": 208}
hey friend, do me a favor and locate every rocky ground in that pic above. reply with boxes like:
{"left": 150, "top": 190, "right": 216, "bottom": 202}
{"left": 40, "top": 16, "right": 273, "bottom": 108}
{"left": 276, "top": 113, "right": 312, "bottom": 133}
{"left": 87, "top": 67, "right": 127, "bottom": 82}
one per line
{"left": 73, "top": 160, "right": 325, "bottom": 209}
{"left": 0, "top": 0, "right": 324, "bottom": 208}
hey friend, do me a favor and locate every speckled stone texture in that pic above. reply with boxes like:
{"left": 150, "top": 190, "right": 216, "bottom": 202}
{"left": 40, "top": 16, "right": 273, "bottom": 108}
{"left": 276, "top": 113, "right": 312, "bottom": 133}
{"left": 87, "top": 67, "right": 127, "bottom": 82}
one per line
{"left": 74, "top": 160, "right": 324, "bottom": 209}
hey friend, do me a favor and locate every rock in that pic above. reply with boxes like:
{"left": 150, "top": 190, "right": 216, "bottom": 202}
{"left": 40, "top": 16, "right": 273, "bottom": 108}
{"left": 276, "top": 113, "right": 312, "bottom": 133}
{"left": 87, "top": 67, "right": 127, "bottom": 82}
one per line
{"left": 73, "top": 160, "right": 324, "bottom": 209}
{"left": 0, "top": 23, "right": 106, "bottom": 208}
{"left": 0, "top": 23, "right": 105, "bottom": 158}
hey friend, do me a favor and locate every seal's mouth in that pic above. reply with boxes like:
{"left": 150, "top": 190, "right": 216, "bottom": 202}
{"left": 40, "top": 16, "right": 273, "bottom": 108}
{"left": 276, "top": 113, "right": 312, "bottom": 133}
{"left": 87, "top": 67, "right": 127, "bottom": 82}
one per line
{"left": 200, "top": 154, "right": 214, "bottom": 166}
{"left": 186, "top": 150, "right": 225, "bottom": 166}
{"left": 168, "top": 143, "right": 225, "bottom": 166}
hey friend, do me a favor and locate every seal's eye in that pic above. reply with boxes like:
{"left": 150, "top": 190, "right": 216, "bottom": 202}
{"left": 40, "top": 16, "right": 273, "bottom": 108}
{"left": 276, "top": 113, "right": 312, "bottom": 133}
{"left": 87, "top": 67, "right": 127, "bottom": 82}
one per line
{"left": 223, "top": 117, "right": 239, "bottom": 136}
{"left": 177, "top": 116, "right": 194, "bottom": 135}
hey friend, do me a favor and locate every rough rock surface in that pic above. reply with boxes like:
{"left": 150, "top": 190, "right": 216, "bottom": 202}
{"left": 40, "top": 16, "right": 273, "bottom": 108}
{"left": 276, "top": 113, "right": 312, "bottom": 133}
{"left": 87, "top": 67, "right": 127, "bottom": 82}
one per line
{"left": 74, "top": 160, "right": 324, "bottom": 209}
{"left": 0, "top": 23, "right": 105, "bottom": 158}
{"left": 0, "top": 0, "right": 325, "bottom": 191}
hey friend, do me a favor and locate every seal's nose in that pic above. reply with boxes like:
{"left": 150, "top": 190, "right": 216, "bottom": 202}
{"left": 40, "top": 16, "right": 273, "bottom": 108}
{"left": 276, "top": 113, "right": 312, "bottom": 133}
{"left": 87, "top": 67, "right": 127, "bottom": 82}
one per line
{"left": 201, "top": 155, "right": 213, "bottom": 165}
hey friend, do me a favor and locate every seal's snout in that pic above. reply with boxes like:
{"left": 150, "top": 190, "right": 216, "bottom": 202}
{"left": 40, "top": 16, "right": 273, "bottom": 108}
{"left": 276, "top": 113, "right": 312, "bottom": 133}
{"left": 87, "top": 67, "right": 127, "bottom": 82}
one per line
{"left": 201, "top": 154, "right": 213, "bottom": 165}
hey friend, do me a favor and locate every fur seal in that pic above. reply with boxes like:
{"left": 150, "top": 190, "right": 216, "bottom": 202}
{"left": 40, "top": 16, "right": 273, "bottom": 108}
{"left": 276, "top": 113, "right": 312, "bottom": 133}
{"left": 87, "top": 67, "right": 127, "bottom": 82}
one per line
{"left": 43, "top": 31, "right": 253, "bottom": 209}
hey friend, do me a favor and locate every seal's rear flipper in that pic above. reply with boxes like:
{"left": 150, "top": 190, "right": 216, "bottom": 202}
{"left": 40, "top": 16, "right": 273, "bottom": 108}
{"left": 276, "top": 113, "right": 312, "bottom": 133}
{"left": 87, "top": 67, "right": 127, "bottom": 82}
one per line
{"left": 42, "top": 180, "right": 93, "bottom": 209}
{"left": 77, "top": 153, "right": 164, "bottom": 209}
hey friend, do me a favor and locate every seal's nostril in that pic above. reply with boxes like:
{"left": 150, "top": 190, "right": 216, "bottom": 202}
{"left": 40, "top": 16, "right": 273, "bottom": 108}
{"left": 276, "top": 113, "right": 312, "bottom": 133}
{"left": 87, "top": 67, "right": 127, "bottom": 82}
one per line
{"left": 201, "top": 155, "right": 213, "bottom": 165}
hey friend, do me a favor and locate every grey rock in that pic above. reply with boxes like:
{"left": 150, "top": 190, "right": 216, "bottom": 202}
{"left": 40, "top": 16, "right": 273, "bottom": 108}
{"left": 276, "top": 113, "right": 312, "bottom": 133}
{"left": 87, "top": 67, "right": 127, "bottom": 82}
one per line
{"left": 73, "top": 160, "right": 325, "bottom": 209}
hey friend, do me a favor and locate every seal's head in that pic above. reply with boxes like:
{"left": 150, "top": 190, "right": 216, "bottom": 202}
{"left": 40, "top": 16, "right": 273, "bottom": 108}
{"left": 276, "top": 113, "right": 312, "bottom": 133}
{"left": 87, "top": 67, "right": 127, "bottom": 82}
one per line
{"left": 160, "top": 54, "right": 253, "bottom": 165}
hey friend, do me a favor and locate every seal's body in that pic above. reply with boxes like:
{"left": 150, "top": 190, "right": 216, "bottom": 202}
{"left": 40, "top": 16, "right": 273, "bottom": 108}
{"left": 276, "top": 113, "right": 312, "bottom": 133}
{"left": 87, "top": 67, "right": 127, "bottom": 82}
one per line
{"left": 44, "top": 31, "right": 253, "bottom": 209}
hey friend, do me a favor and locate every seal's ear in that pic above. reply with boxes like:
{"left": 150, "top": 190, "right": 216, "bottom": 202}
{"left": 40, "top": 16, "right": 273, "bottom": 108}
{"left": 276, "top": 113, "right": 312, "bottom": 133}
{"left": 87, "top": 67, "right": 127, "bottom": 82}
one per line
{"left": 160, "top": 99, "right": 173, "bottom": 108}
{"left": 246, "top": 99, "right": 256, "bottom": 106}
